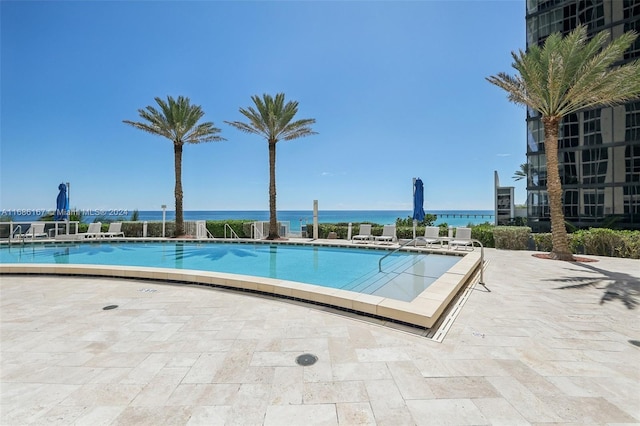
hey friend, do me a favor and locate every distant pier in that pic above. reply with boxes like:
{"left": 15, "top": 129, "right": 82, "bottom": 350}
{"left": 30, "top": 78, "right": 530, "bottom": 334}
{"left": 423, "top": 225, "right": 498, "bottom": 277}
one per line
{"left": 434, "top": 213, "right": 494, "bottom": 219}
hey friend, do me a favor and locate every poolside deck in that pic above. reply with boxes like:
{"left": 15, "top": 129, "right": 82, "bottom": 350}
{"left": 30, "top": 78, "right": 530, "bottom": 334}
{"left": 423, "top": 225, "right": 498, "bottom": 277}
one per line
{"left": 0, "top": 238, "right": 482, "bottom": 329}
{"left": 1, "top": 248, "right": 638, "bottom": 425}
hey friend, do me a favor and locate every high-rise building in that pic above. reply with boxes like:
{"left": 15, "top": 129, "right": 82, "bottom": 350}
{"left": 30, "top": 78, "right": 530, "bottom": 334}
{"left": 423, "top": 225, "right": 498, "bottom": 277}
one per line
{"left": 525, "top": 0, "right": 640, "bottom": 231}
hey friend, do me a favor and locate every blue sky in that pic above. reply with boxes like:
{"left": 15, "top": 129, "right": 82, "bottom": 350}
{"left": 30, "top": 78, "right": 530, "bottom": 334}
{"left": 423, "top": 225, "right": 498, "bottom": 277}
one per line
{"left": 1, "top": 0, "right": 526, "bottom": 213}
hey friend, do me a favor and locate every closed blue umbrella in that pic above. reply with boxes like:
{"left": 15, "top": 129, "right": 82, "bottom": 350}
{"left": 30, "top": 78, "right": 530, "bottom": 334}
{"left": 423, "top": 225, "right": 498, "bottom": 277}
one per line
{"left": 413, "top": 178, "right": 425, "bottom": 222}
{"left": 55, "top": 183, "right": 68, "bottom": 221}
{"left": 412, "top": 178, "right": 425, "bottom": 239}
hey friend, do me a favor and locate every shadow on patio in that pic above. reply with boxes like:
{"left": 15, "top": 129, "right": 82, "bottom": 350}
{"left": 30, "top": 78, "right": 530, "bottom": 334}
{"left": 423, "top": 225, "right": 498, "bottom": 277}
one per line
{"left": 549, "top": 262, "right": 639, "bottom": 309}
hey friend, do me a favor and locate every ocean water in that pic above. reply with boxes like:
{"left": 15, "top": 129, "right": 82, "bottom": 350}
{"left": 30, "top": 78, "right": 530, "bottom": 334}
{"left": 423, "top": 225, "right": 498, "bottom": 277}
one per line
{"left": 4, "top": 210, "right": 494, "bottom": 231}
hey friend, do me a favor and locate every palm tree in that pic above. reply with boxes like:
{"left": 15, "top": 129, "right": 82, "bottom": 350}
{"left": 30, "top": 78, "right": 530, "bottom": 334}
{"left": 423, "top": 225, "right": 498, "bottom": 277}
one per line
{"left": 225, "top": 93, "right": 317, "bottom": 239}
{"left": 123, "top": 96, "right": 225, "bottom": 237}
{"left": 487, "top": 25, "right": 640, "bottom": 261}
{"left": 512, "top": 163, "right": 528, "bottom": 182}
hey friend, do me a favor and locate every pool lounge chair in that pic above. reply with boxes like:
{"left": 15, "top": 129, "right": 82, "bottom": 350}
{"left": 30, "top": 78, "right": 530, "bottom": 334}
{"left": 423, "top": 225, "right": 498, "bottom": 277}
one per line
{"left": 450, "top": 227, "right": 473, "bottom": 250}
{"left": 352, "top": 224, "right": 373, "bottom": 243}
{"left": 423, "top": 226, "right": 442, "bottom": 248}
{"left": 22, "top": 223, "right": 47, "bottom": 239}
{"left": 80, "top": 222, "right": 102, "bottom": 239}
{"left": 375, "top": 225, "right": 397, "bottom": 244}
{"left": 103, "top": 222, "right": 125, "bottom": 238}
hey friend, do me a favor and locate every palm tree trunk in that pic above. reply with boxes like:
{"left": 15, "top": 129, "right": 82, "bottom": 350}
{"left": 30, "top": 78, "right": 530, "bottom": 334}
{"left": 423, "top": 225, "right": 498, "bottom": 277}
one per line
{"left": 174, "top": 142, "right": 184, "bottom": 237}
{"left": 543, "top": 116, "right": 574, "bottom": 261}
{"left": 267, "top": 139, "right": 279, "bottom": 239}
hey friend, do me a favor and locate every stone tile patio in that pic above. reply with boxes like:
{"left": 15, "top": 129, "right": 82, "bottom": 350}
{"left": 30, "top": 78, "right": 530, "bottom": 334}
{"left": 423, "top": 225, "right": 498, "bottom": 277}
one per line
{"left": 1, "top": 248, "right": 639, "bottom": 425}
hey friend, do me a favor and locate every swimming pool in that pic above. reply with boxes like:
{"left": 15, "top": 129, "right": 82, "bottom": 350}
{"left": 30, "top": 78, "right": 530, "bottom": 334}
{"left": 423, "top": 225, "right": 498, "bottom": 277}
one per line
{"left": 0, "top": 240, "right": 482, "bottom": 328}
{"left": 0, "top": 241, "right": 461, "bottom": 301}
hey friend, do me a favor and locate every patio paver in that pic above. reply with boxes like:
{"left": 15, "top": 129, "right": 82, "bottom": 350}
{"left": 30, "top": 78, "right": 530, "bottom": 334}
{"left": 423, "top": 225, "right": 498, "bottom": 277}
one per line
{"left": 1, "top": 248, "right": 639, "bottom": 425}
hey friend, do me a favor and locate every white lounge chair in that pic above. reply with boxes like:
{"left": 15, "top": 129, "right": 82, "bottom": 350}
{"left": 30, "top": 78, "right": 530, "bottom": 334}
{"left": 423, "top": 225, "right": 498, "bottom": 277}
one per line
{"left": 80, "top": 222, "right": 102, "bottom": 239}
{"left": 423, "top": 226, "right": 441, "bottom": 248}
{"left": 375, "top": 225, "right": 397, "bottom": 244}
{"left": 450, "top": 227, "right": 473, "bottom": 250}
{"left": 353, "top": 224, "right": 373, "bottom": 243}
{"left": 22, "top": 223, "right": 47, "bottom": 239}
{"left": 103, "top": 222, "right": 124, "bottom": 238}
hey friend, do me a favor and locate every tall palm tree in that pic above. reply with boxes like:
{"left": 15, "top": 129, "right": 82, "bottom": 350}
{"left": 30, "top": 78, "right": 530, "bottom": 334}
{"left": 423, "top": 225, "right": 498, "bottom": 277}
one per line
{"left": 123, "top": 96, "right": 225, "bottom": 237}
{"left": 225, "top": 93, "right": 317, "bottom": 239}
{"left": 487, "top": 25, "right": 640, "bottom": 261}
{"left": 512, "top": 163, "right": 528, "bottom": 182}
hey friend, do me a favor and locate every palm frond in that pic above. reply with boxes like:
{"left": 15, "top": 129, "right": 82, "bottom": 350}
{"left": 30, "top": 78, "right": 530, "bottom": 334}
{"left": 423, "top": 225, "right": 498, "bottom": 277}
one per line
{"left": 227, "top": 93, "right": 317, "bottom": 144}
{"left": 488, "top": 25, "right": 640, "bottom": 117}
{"left": 124, "top": 95, "right": 224, "bottom": 145}
{"left": 512, "top": 163, "right": 528, "bottom": 181}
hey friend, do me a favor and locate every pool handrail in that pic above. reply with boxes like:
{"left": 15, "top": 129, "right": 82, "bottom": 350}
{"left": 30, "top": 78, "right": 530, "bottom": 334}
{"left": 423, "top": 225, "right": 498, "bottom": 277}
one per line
{"left": 378, "top": 236, "right": 485, "bottom": 286}
{"left": 224, "top": 223, "right": 239, "bottom": 239}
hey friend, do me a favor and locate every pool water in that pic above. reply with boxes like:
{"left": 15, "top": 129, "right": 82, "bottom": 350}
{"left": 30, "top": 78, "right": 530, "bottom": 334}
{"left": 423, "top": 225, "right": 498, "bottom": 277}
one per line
{"left": 0, "top": 242, "right": 461, "bottom": 302}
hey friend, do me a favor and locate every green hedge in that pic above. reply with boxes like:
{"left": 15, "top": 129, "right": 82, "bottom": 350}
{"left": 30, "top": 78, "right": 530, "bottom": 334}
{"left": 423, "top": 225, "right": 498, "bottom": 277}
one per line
{"left": 492, "top": 226, "right": 531, "bottom": 250}
{"left": 572, "top": 228, "right": 639, "bottom": 258}
{"left": 531, "top": 233, "right": 553, "bottom": 252}
{"left": 532, "top": 229, "right": 640, "bottom": 259}
{"left": 471, "top": 223, "right": 496, "bottom": 248}
{"left": 209, "top": 220, "right": 251, "bottom": 238}
{"left": 120, "top": 220, "right": 251, "bottom": 238}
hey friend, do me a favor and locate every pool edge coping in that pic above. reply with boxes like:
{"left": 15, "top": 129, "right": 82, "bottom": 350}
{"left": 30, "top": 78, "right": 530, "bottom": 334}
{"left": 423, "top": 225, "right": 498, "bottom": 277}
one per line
{"left": 0, "top": 240, "right": 482, "bottom": 329}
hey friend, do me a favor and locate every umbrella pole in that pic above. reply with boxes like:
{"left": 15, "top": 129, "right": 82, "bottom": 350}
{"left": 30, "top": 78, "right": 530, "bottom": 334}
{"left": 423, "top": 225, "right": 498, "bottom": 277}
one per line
{"left": 412, "top": 178, "right": 416, "bottom": 242}
{"left": 66, "top": 182, "right": 70, "bottom": 235}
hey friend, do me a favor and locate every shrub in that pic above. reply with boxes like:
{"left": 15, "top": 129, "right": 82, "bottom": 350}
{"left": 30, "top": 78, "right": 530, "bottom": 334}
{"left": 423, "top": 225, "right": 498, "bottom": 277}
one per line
{"left": 618, "top": 231, "right": 640, "bottom": 259}
{"left": 493, "top": 226, "right": 531, "bottom": 250}
{"left": 121, "top": 222, "right": 143, "bottom": 237}
{"left": 438, "top": 223, "right": 451, "bottom": 237}
{"left": 305, "top": 224, "right": 342, "bottom": 239}
{"left": 580, "top": 228, "right": 621, "bottom": 257}
{"left": 207, "top": 220, "right": 250, "bottom": 238}
{"left": 0, "top": 223, "right": 9, "bottom": 238}
{"left": 395, "top": 214, "right": 437, "bottom": 227}
{"left": 531, "top": 229, "right": 639, "bottom": 259}
{"left": 395, "top": 226, "right": 415, "bottom": 239}
{"left": 532, "top": 233, "right": 553, "bottom": 252}
{"left": 471, "top": 223, "right": 495, "bottom": 248}
{"left": 577, "top": 228, "right": 640, "bottom": 259}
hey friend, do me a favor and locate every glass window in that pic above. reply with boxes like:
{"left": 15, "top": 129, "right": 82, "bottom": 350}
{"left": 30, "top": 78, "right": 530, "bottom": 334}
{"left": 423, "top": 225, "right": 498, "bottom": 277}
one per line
{"left": 560, "top": 113, "right": 579, "bottom": 148}
{"left": 624, "top": 19, "right": 640, "bottom": 60}
{"left": 583, "top": 109, "right": 602, "bottom": 146}
{"left": 626, "top": 101, "right": 640, "bottom": 142}
{"left": 623, "top": 143, "right": 639, "bottom": 216}
{"left": 624, "top": 2, "right": 640, "bottom": 60}
{"left": 538, "top": 0, "right": 564, "bottom": 12}
{"left": 624, "top": 0, "right": 640, "bottom": 18}
{"left": 527, "top": 120, "right": 544, "bottom": 153}
{"left": 528, "top": 191, "right": 550, "bottom": 218}
{"left": 625, "top": 144, "right": 640, "bottom": 183}
{"left": 583, "top": 190, "right": 604, "bottom": 217}
{"left": 562, "top": 2, "right": 578, "bottom": 33}
{"left": 564, "top": 190, "right": 579, "bottom": 218}
{"left": 582, "top": 148, "right": 608, "bottom": 184}
{"left": 530, "top": 155, "right": 547, "bottom": 187}
{"left": 577, "top": 0, "right": 605, "bottom": 32}
{"left": 623, "top": 185, "right": 640, "bottom": 215}
{"left": 537, "top": 8, "right": 564, "bottom": 42}
{"left": 561, "top": 151, "right": 578, "bottom": 184}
